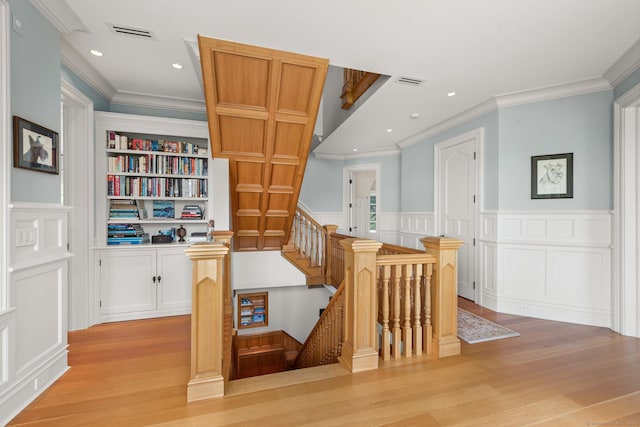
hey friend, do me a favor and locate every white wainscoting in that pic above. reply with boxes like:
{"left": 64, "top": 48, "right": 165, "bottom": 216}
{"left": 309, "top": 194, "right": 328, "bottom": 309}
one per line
{"left": 397, "top": 212, "right": 436, "bottom": 249}
{"left": 479, "top": 210, "right": 612, "bottom": 327}
{"left": 1, "top": 203, "right": 71, "bottom": 425}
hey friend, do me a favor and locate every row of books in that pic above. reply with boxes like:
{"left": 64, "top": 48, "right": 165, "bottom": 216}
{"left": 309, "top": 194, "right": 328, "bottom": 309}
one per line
{"left": 107, "top": 223, "right": 150, "bottom": 245}
{"left": 107, "top": 131, "right": 204, "bottom": 155}
{"left": 109, "top": 200, "right": 139, "bottom": 220}
{"left": 107, "top": 154, "right": 208, "bottom": 176}
{"left": 180, "top": 204, "right": 203, "bottom": 220}
{"left": 107, "top": 175, "right": 208, "bottom": 198}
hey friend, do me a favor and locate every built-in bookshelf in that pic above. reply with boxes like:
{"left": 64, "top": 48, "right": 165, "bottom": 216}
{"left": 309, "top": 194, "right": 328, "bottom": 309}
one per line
{"left": 95, "top": 112, "right": 213, "bottom": 247}
{"left": 238, "top": 292, "right": 268, "bottom": 329}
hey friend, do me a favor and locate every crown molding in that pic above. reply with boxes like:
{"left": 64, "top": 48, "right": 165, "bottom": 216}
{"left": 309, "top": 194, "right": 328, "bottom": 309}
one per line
{"left": 495, "top": 77, "right": 612, "bottom": 108}
{"left": 604, "top": 39, "right": 640, "bottom": 88}
{"left": 61, "top": 39, "right": 115, "bottom": 101}
{"left": 397, "top": 98, "right": 498, "bottom": 149}
{"left": 111, "top": 91, "right": 206, "bottom": 113}
{"left": 30, "top": 0, "right": 88, "bottom": 33}
{"left": 314, "top": 147, "right": 400, "bottom": 160}
{"left": 396, "top": 77, "right": 612, "bottom": 150}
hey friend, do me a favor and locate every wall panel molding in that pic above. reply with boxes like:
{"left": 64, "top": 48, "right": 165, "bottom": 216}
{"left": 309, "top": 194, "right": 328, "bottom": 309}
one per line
{"left": 1, "top": 203, "right": 70, "bottom": 425}
{"left": 480, "top": 210, "right": 612, "bottom": 327}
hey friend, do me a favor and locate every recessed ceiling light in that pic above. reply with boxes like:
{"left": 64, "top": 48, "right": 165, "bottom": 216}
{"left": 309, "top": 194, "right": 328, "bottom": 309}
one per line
{"left": 410, "top": 113, "right": 419, "bottom": 119}
{"left": 353, "top": 148, "right": 358, "bottom": 152}
{"left": 448, "top": 92, "right": 456, "bottom": 97}
{"left": 90, "top": 49, "right": 103, "bottom": 57}
{"left": 172, "top": 62, "right": 183, "bottom": 70}
{"left": 386, "top": 129, "right": 393, "bottom": 133}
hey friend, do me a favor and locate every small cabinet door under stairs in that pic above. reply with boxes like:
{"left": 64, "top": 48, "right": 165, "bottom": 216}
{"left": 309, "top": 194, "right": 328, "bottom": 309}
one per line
{"left": 98, "top": 246, "right": 192, "bottom": 322}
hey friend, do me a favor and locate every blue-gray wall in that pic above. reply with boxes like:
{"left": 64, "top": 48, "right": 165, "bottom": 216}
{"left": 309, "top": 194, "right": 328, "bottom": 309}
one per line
{"left": 299, "top": 154, "right": 343, "bottom": 212}
{"left": 498, "top": 90, "right": 613, "bottom": 210}
{"left": 9, "top": 0, "right": 61, "bottom": 204}
{"left": 400, "top": 110, "right": 500, "bottom": 212}
{"left": 304, "top": 90, "right": 615, "bottom": 215}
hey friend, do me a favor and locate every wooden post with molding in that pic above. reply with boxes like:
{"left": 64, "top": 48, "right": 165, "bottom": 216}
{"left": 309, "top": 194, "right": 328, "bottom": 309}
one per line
{"left": 184, "top": 242, "right": 229, "bottom": 402}
{"left": 421, "top": 237, "right": 463, "bottom": 358}
{"left": 323, "top": 224, "right": 339, "bottom": 286}
{"left": 338, "top": 238, "right": 383, "bottom": 372}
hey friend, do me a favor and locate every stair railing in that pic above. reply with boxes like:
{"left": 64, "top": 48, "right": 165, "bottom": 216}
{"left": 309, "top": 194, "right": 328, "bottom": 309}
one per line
{"left": 292, "top": 280, "right": 346, "bottom": 369}
{"left": 376, "top": 253, "right": 435, "bottom": 360}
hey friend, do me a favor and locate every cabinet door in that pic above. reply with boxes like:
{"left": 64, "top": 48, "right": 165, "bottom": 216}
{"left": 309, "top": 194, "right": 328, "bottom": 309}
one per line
{"left": 156, "top": 248, "right": 192, "bottom": 313}
{"left": 99, "top": 249, "right": 157, "bottom": 320}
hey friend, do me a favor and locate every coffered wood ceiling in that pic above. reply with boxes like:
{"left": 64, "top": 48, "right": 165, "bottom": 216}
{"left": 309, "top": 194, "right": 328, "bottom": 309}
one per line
{"left": 198, "top": 36, "right": 328, "bottom": 251}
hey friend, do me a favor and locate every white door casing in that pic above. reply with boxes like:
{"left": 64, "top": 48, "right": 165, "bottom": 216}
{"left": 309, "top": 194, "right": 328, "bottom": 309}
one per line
{"left": 613, "top": 81, "right": 640, "bottom": 338}
{"left": 61, "top": 78, "right": 94, "bottom": 330}
{"left": 343, "top": 164, "right": 380, "bottom": 237}
{"left": 435, "top": 128, "right": 483, "bottom": 301}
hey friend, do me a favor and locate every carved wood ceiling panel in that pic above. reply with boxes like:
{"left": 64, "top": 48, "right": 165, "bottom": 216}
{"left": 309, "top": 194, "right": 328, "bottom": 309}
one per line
{"left": 199, "top": 36, "right": 328, "bottom": 251}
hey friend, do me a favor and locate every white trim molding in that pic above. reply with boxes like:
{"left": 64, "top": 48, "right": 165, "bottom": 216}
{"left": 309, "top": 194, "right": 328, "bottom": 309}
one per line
{"left": 612, "top": 80, "right": 640, "bottom": 338}
{"left": 480, "top": 210, "right": 613, "bottom": 328}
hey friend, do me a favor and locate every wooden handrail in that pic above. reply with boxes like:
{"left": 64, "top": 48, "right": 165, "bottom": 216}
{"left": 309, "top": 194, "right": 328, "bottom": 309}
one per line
{"left": 292, "top": 280, "right": 346, "bottom": 369}
{"left": 341, "top": 68, "right": 381, "bottom": 110}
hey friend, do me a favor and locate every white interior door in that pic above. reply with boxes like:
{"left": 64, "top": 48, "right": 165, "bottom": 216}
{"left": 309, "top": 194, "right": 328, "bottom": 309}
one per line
{"left": 438, "top": 138, "right": 476, "bottom": 300}
{"left": 353, "top": 197, "right": 369, "bottom": 238}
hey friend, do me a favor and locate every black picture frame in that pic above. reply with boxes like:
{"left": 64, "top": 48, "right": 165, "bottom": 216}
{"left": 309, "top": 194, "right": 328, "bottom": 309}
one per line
{"left": 13, "top": 116, "right": 59, "bottom": 174}
{"left": 531, "top": 153, "right": 573, "bottom": 199}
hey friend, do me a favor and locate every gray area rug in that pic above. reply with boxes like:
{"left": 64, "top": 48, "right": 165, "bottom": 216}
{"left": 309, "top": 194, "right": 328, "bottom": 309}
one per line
{"left": 457, "top": 308, "right": 520, "bottom": 344}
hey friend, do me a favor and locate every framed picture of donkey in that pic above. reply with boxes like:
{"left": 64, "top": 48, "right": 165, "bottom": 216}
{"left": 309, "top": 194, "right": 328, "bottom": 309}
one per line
{"left": 531, "top": 152, "right": 573, "bottom": 199}
{"left": 13, "top": 116, "right": 59, "bottom": 174}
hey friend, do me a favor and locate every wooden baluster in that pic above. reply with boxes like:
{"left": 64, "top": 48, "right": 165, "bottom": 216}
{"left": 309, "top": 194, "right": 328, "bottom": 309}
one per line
{"left": 392, "top": 265, "right": 401, "bottom": 359}
{"left": 381, "top": 265, "right": 391, "bottom": 360}
{"left": 402, "top": 264, "right": 413, "bottom": 357}
{"left": 423, "top": 263, "right": 433, "bottom": 355}
{"left": 413, "top": 263, "right": 423, "bottom": 355}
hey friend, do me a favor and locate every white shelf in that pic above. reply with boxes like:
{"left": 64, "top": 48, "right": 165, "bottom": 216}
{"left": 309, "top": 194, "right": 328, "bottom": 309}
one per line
{"left": 107, "top": 219, "right": 207, "bottom": 224}
{"left": 106, "top": 171, "right": 207, "bottom": 178}
{"left": 107, "top": 196, "right": 207, "bottom": 201}
{"left": 106, "top": 148, "right": 208, "bottom": 159}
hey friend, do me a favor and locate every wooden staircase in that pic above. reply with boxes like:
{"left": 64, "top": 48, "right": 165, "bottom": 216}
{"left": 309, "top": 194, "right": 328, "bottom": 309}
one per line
{"left": 198, "top": 36, "right": 328, "bottom": 252}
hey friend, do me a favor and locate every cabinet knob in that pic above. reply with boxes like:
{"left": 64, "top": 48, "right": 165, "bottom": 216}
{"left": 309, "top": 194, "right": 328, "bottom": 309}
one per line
{"left": 157, "top": 275, "right": 162, "bottom": 283}
{"left": 152, "top": 276, "right": 156, "bottom": 283}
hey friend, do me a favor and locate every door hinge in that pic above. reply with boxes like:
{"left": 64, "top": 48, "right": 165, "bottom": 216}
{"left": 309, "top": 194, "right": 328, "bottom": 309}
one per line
{"left": 99, "top": 300, "right": 102, "bottom": 308}
{"left": 474, "top": 151, "right": 477, "bottom": 160}
{"left": 473, "top": 281, "right": 476, "bottom": 290}
{"left": 473, "top": 238, "right": 476, "bottom": 246}
{"left": 99, "top": 259, "right": 102, "bottom": 267}
{"left": 67, "top": 242, "right": 70, "bottom": 251}
{"left": 473, "top": 195, "right": 476, "bottom": 203}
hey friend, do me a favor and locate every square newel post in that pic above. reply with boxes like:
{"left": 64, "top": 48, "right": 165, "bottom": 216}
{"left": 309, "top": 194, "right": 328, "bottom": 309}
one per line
{"left": 338, "top": 238, "right": 383, "bottom": 373}
{"left": 323, "top": 224, "right": 339, "bottom": 285}
{"left": 421, "top": 237, "right": 464, "bottom": 358}
{"left": 184, "top": 242, "right": 229, "bottom": 402}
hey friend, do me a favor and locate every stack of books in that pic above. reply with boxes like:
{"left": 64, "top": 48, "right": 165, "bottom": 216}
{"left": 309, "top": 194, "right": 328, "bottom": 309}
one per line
{"left": 109, "top": 200, "right": 139, "bottom": 220}
{"left": 180, "top": 204, "right": 203, "bottom": 220}
{"left": 107, "top": 223, "right": 150, "bottom": 245}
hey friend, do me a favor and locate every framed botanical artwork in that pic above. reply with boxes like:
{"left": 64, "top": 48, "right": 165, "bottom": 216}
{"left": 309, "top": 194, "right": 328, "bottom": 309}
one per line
{"left": 13, "top": 116, "right": 59, "bottom": 174}
{"left": 531, "top": 153, "right": 573, "bottom": 199}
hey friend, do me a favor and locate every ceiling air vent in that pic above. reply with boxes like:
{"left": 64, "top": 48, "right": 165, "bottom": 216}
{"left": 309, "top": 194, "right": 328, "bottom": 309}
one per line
{"left": 396, "top": 76, "right": 425, "bottom": 86}
{"left": 108, "top": 23, "right": 157, "bottom": 41}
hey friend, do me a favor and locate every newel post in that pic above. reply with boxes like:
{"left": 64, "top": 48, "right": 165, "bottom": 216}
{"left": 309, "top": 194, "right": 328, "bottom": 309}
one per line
{"left": 184, "top": 242, "right": 229, "bottom": 402}
{"left": 323, "top": 224, "right": 339, "bottom": 285}
{"left": 421, "top": 237, "right": 463, "bottom": 357}
{"left": 339, "top": 238, "right": 383, "bottom": 372}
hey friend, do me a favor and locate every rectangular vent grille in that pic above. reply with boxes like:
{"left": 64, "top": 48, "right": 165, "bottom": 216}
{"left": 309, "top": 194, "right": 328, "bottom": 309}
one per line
{"left": 109, "top": 24, "right": 156, "bottom": 41}
{"left": 396, "top": 76, "right": 425, "bottom": 86}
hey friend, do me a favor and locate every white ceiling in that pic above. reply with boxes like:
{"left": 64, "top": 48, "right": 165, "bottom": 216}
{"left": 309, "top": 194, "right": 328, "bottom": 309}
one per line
{"left": 34, "top": 0, "right": 640, "bottom": 157}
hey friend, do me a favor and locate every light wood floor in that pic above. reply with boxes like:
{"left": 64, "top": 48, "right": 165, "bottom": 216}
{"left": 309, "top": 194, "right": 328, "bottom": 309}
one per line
{"left": 9, "top": 299, "right": 640, "bottom": 426}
